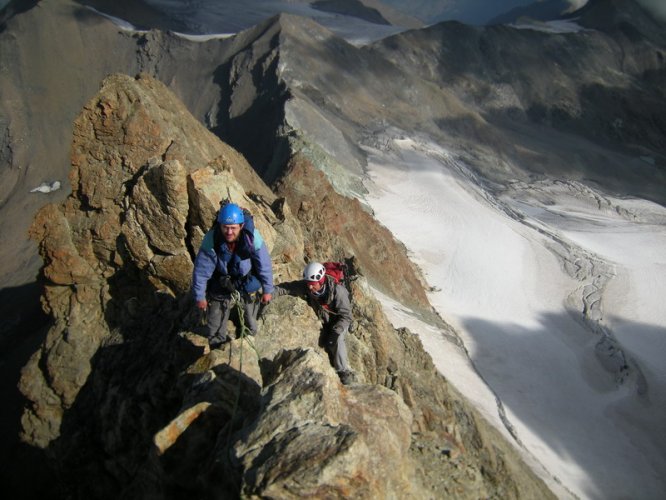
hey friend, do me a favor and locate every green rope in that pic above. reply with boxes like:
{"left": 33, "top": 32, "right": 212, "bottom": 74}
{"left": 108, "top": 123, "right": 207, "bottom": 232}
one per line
{"left": 224, "top": 290, "right": 259, "bottom": 448}
{"left": 231, "top": 291, "right": 258, "bottom": 354}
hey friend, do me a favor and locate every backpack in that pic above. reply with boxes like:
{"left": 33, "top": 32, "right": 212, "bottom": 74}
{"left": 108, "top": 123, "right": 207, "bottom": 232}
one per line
{"left": 322, "top": 261, "right": 346, "bottom": 285}
{"left": 322, "top": 260, "right": 356, "bottom": 301}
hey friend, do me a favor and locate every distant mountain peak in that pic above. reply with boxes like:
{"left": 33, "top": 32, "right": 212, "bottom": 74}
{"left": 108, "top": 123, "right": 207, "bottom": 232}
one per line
{"left": 488, "top": 0, "right": 573, "bottom": 25}
{"left": 488, "top": 0, "right": 665, "bottom": 38}
{"left": 312, "top": 0, "right": 391, "bottom": 26}
{"left": 570, "top": 0, "right": 666, "bottom": 38}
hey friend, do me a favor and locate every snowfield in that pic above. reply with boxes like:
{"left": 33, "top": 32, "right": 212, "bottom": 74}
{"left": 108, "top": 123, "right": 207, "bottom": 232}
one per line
{"left": 363, "top": 136, "right": 666, "bottom": 500}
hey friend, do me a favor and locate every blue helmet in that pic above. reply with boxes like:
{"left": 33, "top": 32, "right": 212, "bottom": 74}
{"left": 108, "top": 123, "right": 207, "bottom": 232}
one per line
{"left": 217, "top": 203, "right": 245, "bottom": 225}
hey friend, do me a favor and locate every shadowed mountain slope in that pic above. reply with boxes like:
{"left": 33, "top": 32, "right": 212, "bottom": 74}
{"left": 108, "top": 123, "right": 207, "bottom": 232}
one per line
{"left": 573, "top": 0, "right": 666, "bottom": 40}
{"left": 363, "top": 6, "right": 665, "bottom": 197}
{"left": 488, "top": 0, "right": 574, "bottom": 25}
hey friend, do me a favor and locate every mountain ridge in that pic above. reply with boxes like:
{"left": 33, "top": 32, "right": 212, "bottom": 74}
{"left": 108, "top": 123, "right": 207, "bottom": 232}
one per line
{"left": 13, "top": 71, "right": 555, "bottom": 499}
{"left": 573, "top": 0, "right": 666, "bottom": 39}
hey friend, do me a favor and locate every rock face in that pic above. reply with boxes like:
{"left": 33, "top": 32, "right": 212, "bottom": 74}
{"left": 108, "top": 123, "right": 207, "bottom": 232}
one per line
{"left": 233, "top": 348, "right": 415, "bottom": 498}
{"left": 22, "top": 72, "right": 275, "bottom": 446}
{"left": 18, "top": 73, "right": 553, "bottom": 499}
{"left": 274, "top": 153, "right": 431, "bottom": 313}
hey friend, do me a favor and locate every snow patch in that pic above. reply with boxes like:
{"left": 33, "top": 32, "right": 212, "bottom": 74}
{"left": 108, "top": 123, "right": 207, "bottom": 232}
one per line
{"left": 30, "top": 181, "right": 61, "bottom": 194}
{"left": 85, "top": 7, "right": 148, "bottom": 33}
{"left": 362, "top": 133, "right": 666, "bottom": 499}
{"left": 510, "top": 18, "right": 586, "bottom": 34}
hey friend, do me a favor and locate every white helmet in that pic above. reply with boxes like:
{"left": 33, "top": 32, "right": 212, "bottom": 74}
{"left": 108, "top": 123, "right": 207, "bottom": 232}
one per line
{"left": 303, "top": 262, "right": 326, "bottom": 282}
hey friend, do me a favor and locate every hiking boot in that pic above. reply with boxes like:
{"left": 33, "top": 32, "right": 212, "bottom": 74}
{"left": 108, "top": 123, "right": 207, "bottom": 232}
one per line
{"left": 338, "top": 370, "right": 355, "bottom": 386}
{"left": 209, "top": 336, "right": 230, "bottom": 349}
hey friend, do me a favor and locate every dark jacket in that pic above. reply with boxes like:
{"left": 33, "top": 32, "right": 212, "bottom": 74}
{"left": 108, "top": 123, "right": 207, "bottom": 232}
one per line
{"left": 275, "top": 275, "right": 352, "bottom": 335}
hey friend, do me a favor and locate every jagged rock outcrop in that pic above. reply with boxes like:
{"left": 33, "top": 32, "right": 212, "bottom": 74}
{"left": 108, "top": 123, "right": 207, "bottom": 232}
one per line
{"left": 21, "top": 71, "right": 276, "bottom": 446}
{"left": 19, "top": 73, "right": 553, "bottom": 498}
{"left": 274, "top": 153, "right": 431, "bottom": 313}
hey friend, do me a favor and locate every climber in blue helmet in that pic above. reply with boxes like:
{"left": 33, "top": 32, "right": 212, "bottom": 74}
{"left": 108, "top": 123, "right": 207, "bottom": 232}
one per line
{"left": 191, "top": 202, "right": 274, "bottom": 348}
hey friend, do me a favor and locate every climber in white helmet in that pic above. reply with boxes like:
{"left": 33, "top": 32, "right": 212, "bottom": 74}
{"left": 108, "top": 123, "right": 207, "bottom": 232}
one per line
{"left": 274, "top": 261, "right": 355, "bottom": 385}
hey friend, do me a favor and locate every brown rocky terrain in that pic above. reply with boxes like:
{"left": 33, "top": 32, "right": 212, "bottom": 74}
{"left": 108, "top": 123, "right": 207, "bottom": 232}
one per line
{"left": 15, "top": 72, "right": 553, "bottom": 498}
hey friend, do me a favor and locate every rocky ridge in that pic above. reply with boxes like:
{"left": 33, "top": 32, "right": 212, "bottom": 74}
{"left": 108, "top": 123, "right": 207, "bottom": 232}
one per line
{"left": 18, "top": 73, "right": 553, "bottom": 498}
